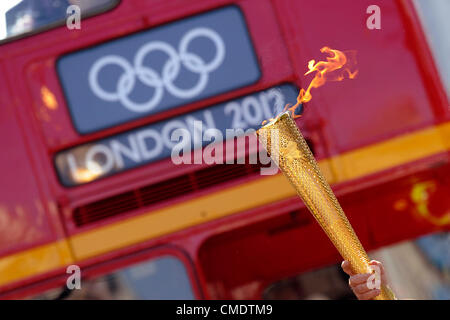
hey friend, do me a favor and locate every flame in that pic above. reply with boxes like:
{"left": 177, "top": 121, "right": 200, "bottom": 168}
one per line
{"left": 262, "top": 47, "right": 357, "bottom": 126}
{"left": 285, "top": 46, "right": 358, "bottom": 118}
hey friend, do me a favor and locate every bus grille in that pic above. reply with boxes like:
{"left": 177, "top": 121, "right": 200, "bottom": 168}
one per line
{"left": 73, "top": 163, "right": 263, "bottom": 227}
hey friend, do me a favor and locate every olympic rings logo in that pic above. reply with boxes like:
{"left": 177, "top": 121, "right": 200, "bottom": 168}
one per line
{"left": 88, "top": 27, "right": 226, "bottom": 113}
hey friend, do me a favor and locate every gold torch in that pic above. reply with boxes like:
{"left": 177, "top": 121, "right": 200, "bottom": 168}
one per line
{"left": 257, "top": 111, "right": 395, "bottom": 300}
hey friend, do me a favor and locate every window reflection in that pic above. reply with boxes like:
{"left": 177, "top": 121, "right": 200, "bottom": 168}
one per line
{"left": 0, "top": 0, "right": 116, "bottom": 41}
{"left": 32, "top": 256, "right": 196, "bottom": 300}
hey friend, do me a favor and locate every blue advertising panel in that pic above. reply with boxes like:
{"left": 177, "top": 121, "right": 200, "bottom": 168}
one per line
{"left": 55, "top": 84, "right": 299, "bottom": 186}
{"left": 57, "top": 6, "right": 260, "bottom": 134}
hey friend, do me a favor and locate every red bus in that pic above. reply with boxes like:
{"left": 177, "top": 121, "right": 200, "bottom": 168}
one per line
{"left": 0, "top": 0, "right": 448, "bottom": 299}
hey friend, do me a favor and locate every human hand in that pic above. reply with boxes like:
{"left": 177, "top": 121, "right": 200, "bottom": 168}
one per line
{"left": 341, "top": 260, "right": 388, "bottom": 300}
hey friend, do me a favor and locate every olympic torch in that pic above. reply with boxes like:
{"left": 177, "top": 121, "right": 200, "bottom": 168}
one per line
{"left": 257, "top": 111, "right": 396, "bottom": 300}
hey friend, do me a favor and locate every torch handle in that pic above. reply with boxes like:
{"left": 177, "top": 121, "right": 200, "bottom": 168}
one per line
{"left": 379, "top": 285, "right": 397, "bottom": 300}
{"left": 257, "top": 112, "right": 396, "bottom": 300}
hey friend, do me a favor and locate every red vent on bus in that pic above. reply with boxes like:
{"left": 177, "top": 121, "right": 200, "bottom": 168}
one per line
{"left": 73, "top": 163, "right": 263, "bottom": 227}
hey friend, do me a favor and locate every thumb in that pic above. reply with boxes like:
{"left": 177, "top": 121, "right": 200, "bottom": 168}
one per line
{"left": 341, "top": 260, "right": 355, "bottom": 276}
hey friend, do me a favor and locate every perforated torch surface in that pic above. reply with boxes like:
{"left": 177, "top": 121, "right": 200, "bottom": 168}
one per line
{"left": 257, "top": 112, "right": 395, "bottom": 300}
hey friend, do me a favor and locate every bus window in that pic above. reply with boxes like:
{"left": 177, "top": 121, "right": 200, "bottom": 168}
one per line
{"left": 414, "top": 0, "right": 450, "bottom": 98}
{"left": 31, "top": 256, "right": 196, "bottom": 300}
{"left": 0, "top": 0, "right": 118, "bottom": 43}
{"left": 118, "top": 256, "right": 196, "bottom": 300}
{"left": 262, "top": 264, "right": 355, "bottom": 300}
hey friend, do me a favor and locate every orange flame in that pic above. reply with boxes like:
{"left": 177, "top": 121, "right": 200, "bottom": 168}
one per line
{"left": 262, "top": 47, "right": 357, "bottom": 125}
{"left": 285, "top": 46, "right": 358, "bottom": 118}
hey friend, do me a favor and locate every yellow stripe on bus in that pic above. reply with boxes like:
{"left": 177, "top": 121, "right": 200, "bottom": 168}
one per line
{"left": 0, "top": 121, "right": 449, "bottom": 288}
{"left": 330, "top": 123, "right": 450, "bottom": 181}
{"left": 0, "top": 240, "right": 73, "bottom": 287}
